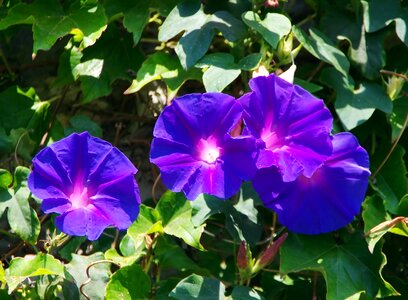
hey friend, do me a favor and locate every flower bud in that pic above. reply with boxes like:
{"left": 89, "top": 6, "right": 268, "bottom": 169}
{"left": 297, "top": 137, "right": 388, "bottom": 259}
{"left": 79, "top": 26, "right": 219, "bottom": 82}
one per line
{"left": 277, "top": 32, "right": 294, "bottom": 65}
{"left": 237, "top": 241, "right": 253, "bottom": 283}
{"left": 265, "top": 0, "right": 279, "bottom": 7}
{"left": 253, "top": 233, "right": 288, "bottom": 273}
{"left": 387, "top": 75, "right": 405, "bottom": 100}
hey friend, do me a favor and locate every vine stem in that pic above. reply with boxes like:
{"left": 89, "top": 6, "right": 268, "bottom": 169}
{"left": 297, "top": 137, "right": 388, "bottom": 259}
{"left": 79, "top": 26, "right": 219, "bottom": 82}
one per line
{"left": 371, "top": 112, "right": 408, "bottom": 180}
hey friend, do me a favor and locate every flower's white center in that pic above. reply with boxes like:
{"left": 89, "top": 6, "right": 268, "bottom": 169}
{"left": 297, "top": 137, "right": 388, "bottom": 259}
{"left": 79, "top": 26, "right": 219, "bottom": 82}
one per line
{"left": 70, "top": 187, "right": 90, "bottom": 209}
{"left": 198, "top": 138, "right": 220, "bottom": 164}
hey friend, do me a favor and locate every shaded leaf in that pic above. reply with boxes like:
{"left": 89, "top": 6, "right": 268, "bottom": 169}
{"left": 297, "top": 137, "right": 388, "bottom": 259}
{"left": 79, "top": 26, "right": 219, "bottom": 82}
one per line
{"left": 0, "top": 0, "right": 107, "bottom": 53}
{"left": 159, "top": 1, "right": 245, "bottom": 69}
{"left": 228, "top": 286, "right": 265, "bottom": 300}
{"left": 169, "top": 274, "right": 226, "bottom": 299}
{"left": 362, "top": 0, "right": 408, "bottom": 45}
{"left": 320, "top": 68, "right": 392, "bottom": 130}
{"left": 65, "top": 253, "right": 111, "bottom": 300}
{"left": 371, "top": 144, "right": 408, "bottom": 214}
{"left": 293, "top": 26, "right": 350, "bottom": 77}
{"left": 280, "top": 233, "right": 398, "bottom": 299}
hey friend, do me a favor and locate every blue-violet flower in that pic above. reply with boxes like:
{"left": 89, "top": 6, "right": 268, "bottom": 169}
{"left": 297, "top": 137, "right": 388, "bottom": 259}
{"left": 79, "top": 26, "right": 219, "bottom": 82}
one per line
{"left": 253, "top": 133, "right": 370, "bottom": 234}
{"left": 150, "top": 93, "right": 257, "bottom": 200}
{"left": 28, "top": 132, "right": 141, "bottom": 240}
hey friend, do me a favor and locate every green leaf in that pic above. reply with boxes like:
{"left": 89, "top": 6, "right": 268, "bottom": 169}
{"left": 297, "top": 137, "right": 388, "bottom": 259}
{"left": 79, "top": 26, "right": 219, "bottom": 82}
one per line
{"left": 0, "top": 263, "right": 6, "bottom": 289}
{"left": 154, "top": 236, "right": 206, "bottom": 274}
{"left": 0, "top": 0, "right": 107, "bottom": 53}
{"left": 320, "top": 8, "right": 386, "bottom": 80}
{"left": 127, "top": 204, "right": 162, "bottom": 249}
{"left": 242, "top": 12, "right": 291, "bottom": 48}
{"left": 362, "top": 0, "right": 408, "bottom": 45}
{"left": 77, "top": 25, "right": 144, "bottom": 102}
{"left": 362, "top": 196, "right": 390, "bottom": 252}
{"left": 64, "top": 115, "right": 103, "bottom": 138}
{"left": 105, "top": 263, "right": 150, "bottom": 299}
{"left": 192, "top": 184, "right": 262, "bottom": 245}
{"left": 320, "top": 68, "right": 392, "bottom": 130}
{"left": 65, "top": 253, "right": 111, "bottom": 300}
{"left": 122, "top": 0, "right": 150, "bottom": 45}
{"left": 198, "top": 53, "right": 241, "bottom": 92}
{"left": 293, "top": 26, "right": 350, "bottom": 77}
{"left": 238, "top": 53, "right": 262, "bottom": 71}
{"left": 0, "top": 86, "right": 36, "bottom": 134}
{"left": 156, "top": 192, "right": 205, "bottom": 250}
{"left": 169, "top": 274, "right": 226, "bottom": 299}
{"left": 125, "top": 52, "right": 180, "bottom": 94}
{"left": 293, "top": 78, "right": 323, "bottom": 93}
{"left": 388, "top": 97, "right": 408, "bottom": 141}
{"left": 0, "top": 167, "right": 40, "bottom": 244}
{"left": 371, "top": 144, "right": 408, "bottom": 214}
{"left": 5, "top": 253, "right": 65, "bottom": 293}
{"left": 228, "top": 286, "right": 265, "bottom": 300}
{"left": 104, "top": 249, "right": 138, "bottom": 268}
{"left": 9, "top": 128, "right": 37, "bottom": 160}
{"left": 159, "top": 1, "right": 245, "bottom": 69}
{"left": 280, "top": 233, "right": 398, "bottom": 299}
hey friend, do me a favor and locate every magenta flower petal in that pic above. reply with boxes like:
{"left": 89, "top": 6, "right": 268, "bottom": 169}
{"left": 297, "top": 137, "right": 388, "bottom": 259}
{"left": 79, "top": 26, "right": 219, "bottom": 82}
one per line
{"left": 150, "top": 93, "right": 257, "bottom": 200}
{"left": 257, "top": 133, "right": 370, "bottom": 234}
{"left": 28, "top": 132, "right": 140, "bottom": 240}
{"left": 239, "top": 74, "right": 333, "bottom": 181}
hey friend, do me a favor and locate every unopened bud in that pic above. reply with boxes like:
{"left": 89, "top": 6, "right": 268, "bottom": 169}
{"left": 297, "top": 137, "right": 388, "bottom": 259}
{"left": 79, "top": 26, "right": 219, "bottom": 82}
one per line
{"left": 253, "top": 233, "right": 288, "bottom": 273}
{"left": 277, "top": 32, "right": 294, "bottom": 65}
{"left": 387, "top": 75, "right": 405, "bottom": 100}
{"left": 265, "top": 0, "right": 279, "bottom": 7}
{"left": 237, "top": 241, "right": 249, "bottom": 269}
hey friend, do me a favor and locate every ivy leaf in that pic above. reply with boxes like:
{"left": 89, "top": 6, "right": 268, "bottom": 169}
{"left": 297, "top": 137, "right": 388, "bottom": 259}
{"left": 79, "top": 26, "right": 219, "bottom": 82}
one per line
{"left": 156, "top": 192, "right": 205, "bottom": 250}
{"left": 280, "top": 233, "right": 398, "bottom": 299}
{"left": 0, "top": 167, "right": 40, "bottom": 244}
{"left": 0, "top": 0, "right": 107, "bottom": 53}
{"left": 5, "top": 253, "right": 65, "bottom": 293}
{"left": 65, "top": 253, "right": 111, "bottom": 300}
{"left": 105, "top": 263, "right": 151, "bottom": 300}
{"left": 320, "top": 68, "right": 392, "bottom": 130}
{"left": 362, "top": 0, "right": 408, "bottom": 45}
{"left": 64, "top": 115, "right": 103, "bottom": 138}
{"left": 169, "top": 274, "right": 226, "bottom": 299}
{"left": 242, "top": 12, "right": 291, "bottom": 48}
{"left": 158, "top": 1, "right": 245, "bottom": 69}
{"left": 293, "top": 26, "right": 350, "bottom": 77}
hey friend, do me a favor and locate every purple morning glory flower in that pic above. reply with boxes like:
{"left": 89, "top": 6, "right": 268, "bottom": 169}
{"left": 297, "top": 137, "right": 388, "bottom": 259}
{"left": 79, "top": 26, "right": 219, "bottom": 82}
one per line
{"left": 150, "top": 93, "right": 257, "bottom": 200}
{"left": 239, "top": 74, "right": 333, "bottom": 182}
{"left": 28, "top": 132, "right": 141, "bottom": 240}
{"left": 253, "top": 133, "right": 370, "bottom": 234}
